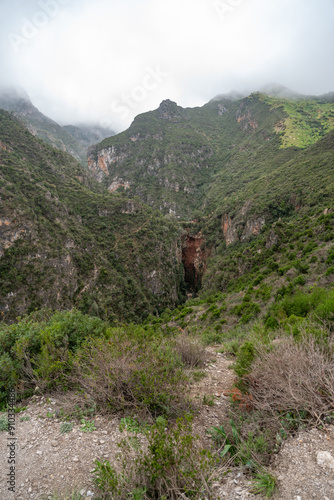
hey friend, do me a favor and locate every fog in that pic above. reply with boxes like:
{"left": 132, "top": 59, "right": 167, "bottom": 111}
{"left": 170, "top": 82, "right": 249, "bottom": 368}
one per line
{"left": 0, "top": 0, "right": 333, "bottom": 131}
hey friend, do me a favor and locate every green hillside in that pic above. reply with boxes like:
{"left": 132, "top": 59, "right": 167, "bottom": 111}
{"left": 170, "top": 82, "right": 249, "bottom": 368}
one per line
{"left": 88, "top": 92, "right": 334, "bottom": 220}
{"left": 0, "top": 110, "right": 184, "bottom": 323}
{"left": 0, "top": 89, "right": 333, "bottom": 500}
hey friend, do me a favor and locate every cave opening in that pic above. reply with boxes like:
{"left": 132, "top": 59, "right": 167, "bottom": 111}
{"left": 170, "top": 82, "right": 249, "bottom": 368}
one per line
{"left": 181, "top": 235, "right": 204, "bottom": 294}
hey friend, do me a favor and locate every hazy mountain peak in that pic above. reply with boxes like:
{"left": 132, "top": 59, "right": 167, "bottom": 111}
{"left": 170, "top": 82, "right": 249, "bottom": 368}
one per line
{"left": 259, "top": 83, "right": 301, "bottom": 99}
{"left": 158, "top": 99, "right": 185, "bottom": 121}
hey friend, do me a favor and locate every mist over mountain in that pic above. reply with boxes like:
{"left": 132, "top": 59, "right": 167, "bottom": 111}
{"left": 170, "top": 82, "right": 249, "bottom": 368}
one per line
{"left": 0, "top": 87, "right": 114, "bottom": 165}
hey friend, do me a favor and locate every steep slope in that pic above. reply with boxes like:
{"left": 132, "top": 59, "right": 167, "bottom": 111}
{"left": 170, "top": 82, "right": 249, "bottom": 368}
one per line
{"left": 0, "top": 110, "right": 184, "bottom": 323}
{"left": 63, "top": 123, "right": 115, "bottom": 152}
{"left": 0, "top": 88, "right": 114, "bottom": 165}
{"left": 88, "top": 91, "right": 334, "bottom": 219}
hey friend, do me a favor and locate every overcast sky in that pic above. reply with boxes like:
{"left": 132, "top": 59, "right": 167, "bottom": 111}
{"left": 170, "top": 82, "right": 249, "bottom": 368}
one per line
{"left": 0, "top": 0, "right": 333, "bottom": 131}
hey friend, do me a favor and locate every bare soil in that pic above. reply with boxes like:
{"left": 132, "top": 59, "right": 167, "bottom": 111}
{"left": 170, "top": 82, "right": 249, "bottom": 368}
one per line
{"left": 1, "top": 347, "right": 334, "bottom": 500}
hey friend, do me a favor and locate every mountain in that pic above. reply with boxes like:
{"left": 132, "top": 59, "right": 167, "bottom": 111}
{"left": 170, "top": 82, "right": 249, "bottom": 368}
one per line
{"left": 63, "top": 123, "right": 115, "bottom": 152}
{"left": 0, "top": 86, "right": 333, "bottom": 323}
{"left": 88, "top": 91, "right": 334, "bottom": 219}
{"left": 0, "top": 110, "right": 184, "bottom": 323}
{"left": 0, "top": 87, "right": 114, "bottom": 165}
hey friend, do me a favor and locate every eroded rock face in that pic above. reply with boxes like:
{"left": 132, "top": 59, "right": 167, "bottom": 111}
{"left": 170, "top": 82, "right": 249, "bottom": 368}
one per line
{"left": 221, "top": 212, "right": 266, "bottom": 246}
{"left": 236, "top": 102, "right": 258, "bottom": 131}
{"left": 87, "top": 146, "right": 128, "bottom": 183}
{"left": 266, "top": 227, "right": 279, "bottom": 249}
{"left": 240, "top": 217, "right": 266, "bottom": 242}
{"left": 182, "top": 234, "right": 208, "bottom": 291}
{"left": 158, "top": 99, "right": 185, "bottom": 122}
{"left": 108, "top": 179, "right": 130, "bottom": 192}
{"left": 0, "top": 218, "right": 29, "bottom": 257}
{"left": 221, "top": 214, "right": 238, "bottom": 246}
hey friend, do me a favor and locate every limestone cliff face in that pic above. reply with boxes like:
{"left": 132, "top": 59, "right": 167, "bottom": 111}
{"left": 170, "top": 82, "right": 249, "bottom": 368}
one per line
{"left": 221, "top": 205, "right": 266, "bottom": 246}
{"left": 144, "top": 239, "right": 183, "bottom": 300}
{"left": 0, "top": 218, "right": 31, "bottom": 258}
{"left": 87, "top": 146, "right": 129, "bottom": 184}
{"left": 240, "top": 217, "right": 266, "bottom": 242}
{"left": 236, "top": 101, "right": 259, "bottom": 131}
{"left": 221, "top": 214, "right": 239, "bottom": 246}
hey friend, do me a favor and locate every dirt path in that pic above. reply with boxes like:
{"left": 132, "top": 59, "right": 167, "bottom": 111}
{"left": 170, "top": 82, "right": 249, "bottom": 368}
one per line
{"left": 1, "top": 347, "right": 334, "bottom": 499}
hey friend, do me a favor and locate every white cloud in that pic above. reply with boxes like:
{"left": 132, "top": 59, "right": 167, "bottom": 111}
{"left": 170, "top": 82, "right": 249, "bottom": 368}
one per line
{"left": 0, "top": 0, "right": 333, "bottom": 131}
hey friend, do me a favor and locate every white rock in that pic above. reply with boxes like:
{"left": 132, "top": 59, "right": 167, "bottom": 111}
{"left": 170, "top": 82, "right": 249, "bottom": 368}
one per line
{"left": 317, "top": 451, "right": 334, "bottom": 469}
{"left": 80, "top": 489, "right": 86, "bottom": 496}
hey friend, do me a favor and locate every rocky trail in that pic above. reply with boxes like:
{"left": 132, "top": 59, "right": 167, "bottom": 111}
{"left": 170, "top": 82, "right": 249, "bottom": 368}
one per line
{"left": 1, "top": 348, "right": 333, "bottom": 500}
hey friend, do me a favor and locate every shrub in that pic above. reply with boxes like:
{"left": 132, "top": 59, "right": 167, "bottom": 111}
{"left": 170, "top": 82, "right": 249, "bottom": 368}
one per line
{"left": 60, "top": 422, "right": 74, "bottom": 434}
{"left": 173, "top": 333, "right": 208, "bottom": 368}
{"left": 0, "top": 310, "right": 109, "bottom": 405}
{"left": 234, "top": 341, "right": 256, "bottom": 378}
{"left": 93, "top": 415, "right": 217, "bottom": 499}
{"left": 251, "top": 470, "right": 277, "bottom": 498}
{"left": 247, "top": 333, "right": 334, "bottom": 422}
{"left": 264, "top": 316, "right": 279, "bottom": 330}
{"left": 71, "top": 332, "right": 191, "bottom": 419}
{"left": 0, "top": 414, "right": 8, "bottom": 431}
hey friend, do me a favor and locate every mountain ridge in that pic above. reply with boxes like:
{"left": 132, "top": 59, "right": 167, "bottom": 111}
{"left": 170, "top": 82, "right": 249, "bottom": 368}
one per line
{"left": 0, "top": 87, "right": 114, "bottom": 166}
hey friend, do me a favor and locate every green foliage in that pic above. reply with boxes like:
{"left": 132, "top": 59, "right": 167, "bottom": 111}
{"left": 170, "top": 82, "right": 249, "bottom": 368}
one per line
{"left": 119, "top": 417, "right": 145, "bottom": 434}
{"left": 234, "top": 342, "right": 256, "bottom": 377}
{"left": 251, "top": 471, "right": 277, "bottom": 498}
{"left": 20, "top": 415, "right": 30, "bottom": 422}
{"left": 0, "top": 413, "right": 8, "bottom": 431}
{"left": 93, "top": 459, "right": 120, "bottom": 497}
{"left": 60, "top": 422, "right": 74, "bottom": 434}
{"left": 202, "top": 394, "right": 215, "bottom": 406}
{"left": 207, "top": 418, "right": 268, "bottom": 469}
{"left": 93, "top": 415, "right": 217, "bottom": 499}
{"left": 80, "top": 419, "right": 96, "bottom": 433}
{"left": 270, "top": 287, "right": 332, "bottom": 325}
{"left": 0, "top": 309, "right": 109, "bottom": 405}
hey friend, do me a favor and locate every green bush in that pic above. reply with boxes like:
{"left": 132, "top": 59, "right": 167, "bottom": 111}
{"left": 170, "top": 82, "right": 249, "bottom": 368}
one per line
{"left": 0, "top": 413, "right": 9, "bottom": 431}
{"left": 234, "top": 341, "right": 256, "bottom": 377}
{"left": 0, "top": 310, "right": 109, "bottom": 405}
{"left": 93, "top": 415, "right": 217, "bottom": 499}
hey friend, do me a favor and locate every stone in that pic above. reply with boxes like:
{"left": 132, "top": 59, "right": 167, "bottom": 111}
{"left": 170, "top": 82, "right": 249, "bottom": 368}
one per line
{"left": 317, "top": 451, "right": 334, "bottom": 470}
{"left": 51, "top": 440, "right": 58, "bottom": 447}
{"left": 72, "top": 456, "right": 79, "bottom": 462}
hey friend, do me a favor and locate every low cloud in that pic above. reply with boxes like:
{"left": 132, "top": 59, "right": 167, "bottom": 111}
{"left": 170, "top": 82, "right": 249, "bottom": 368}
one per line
{"left": 0, "top": 0, "right": 333, "bottom": 131}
